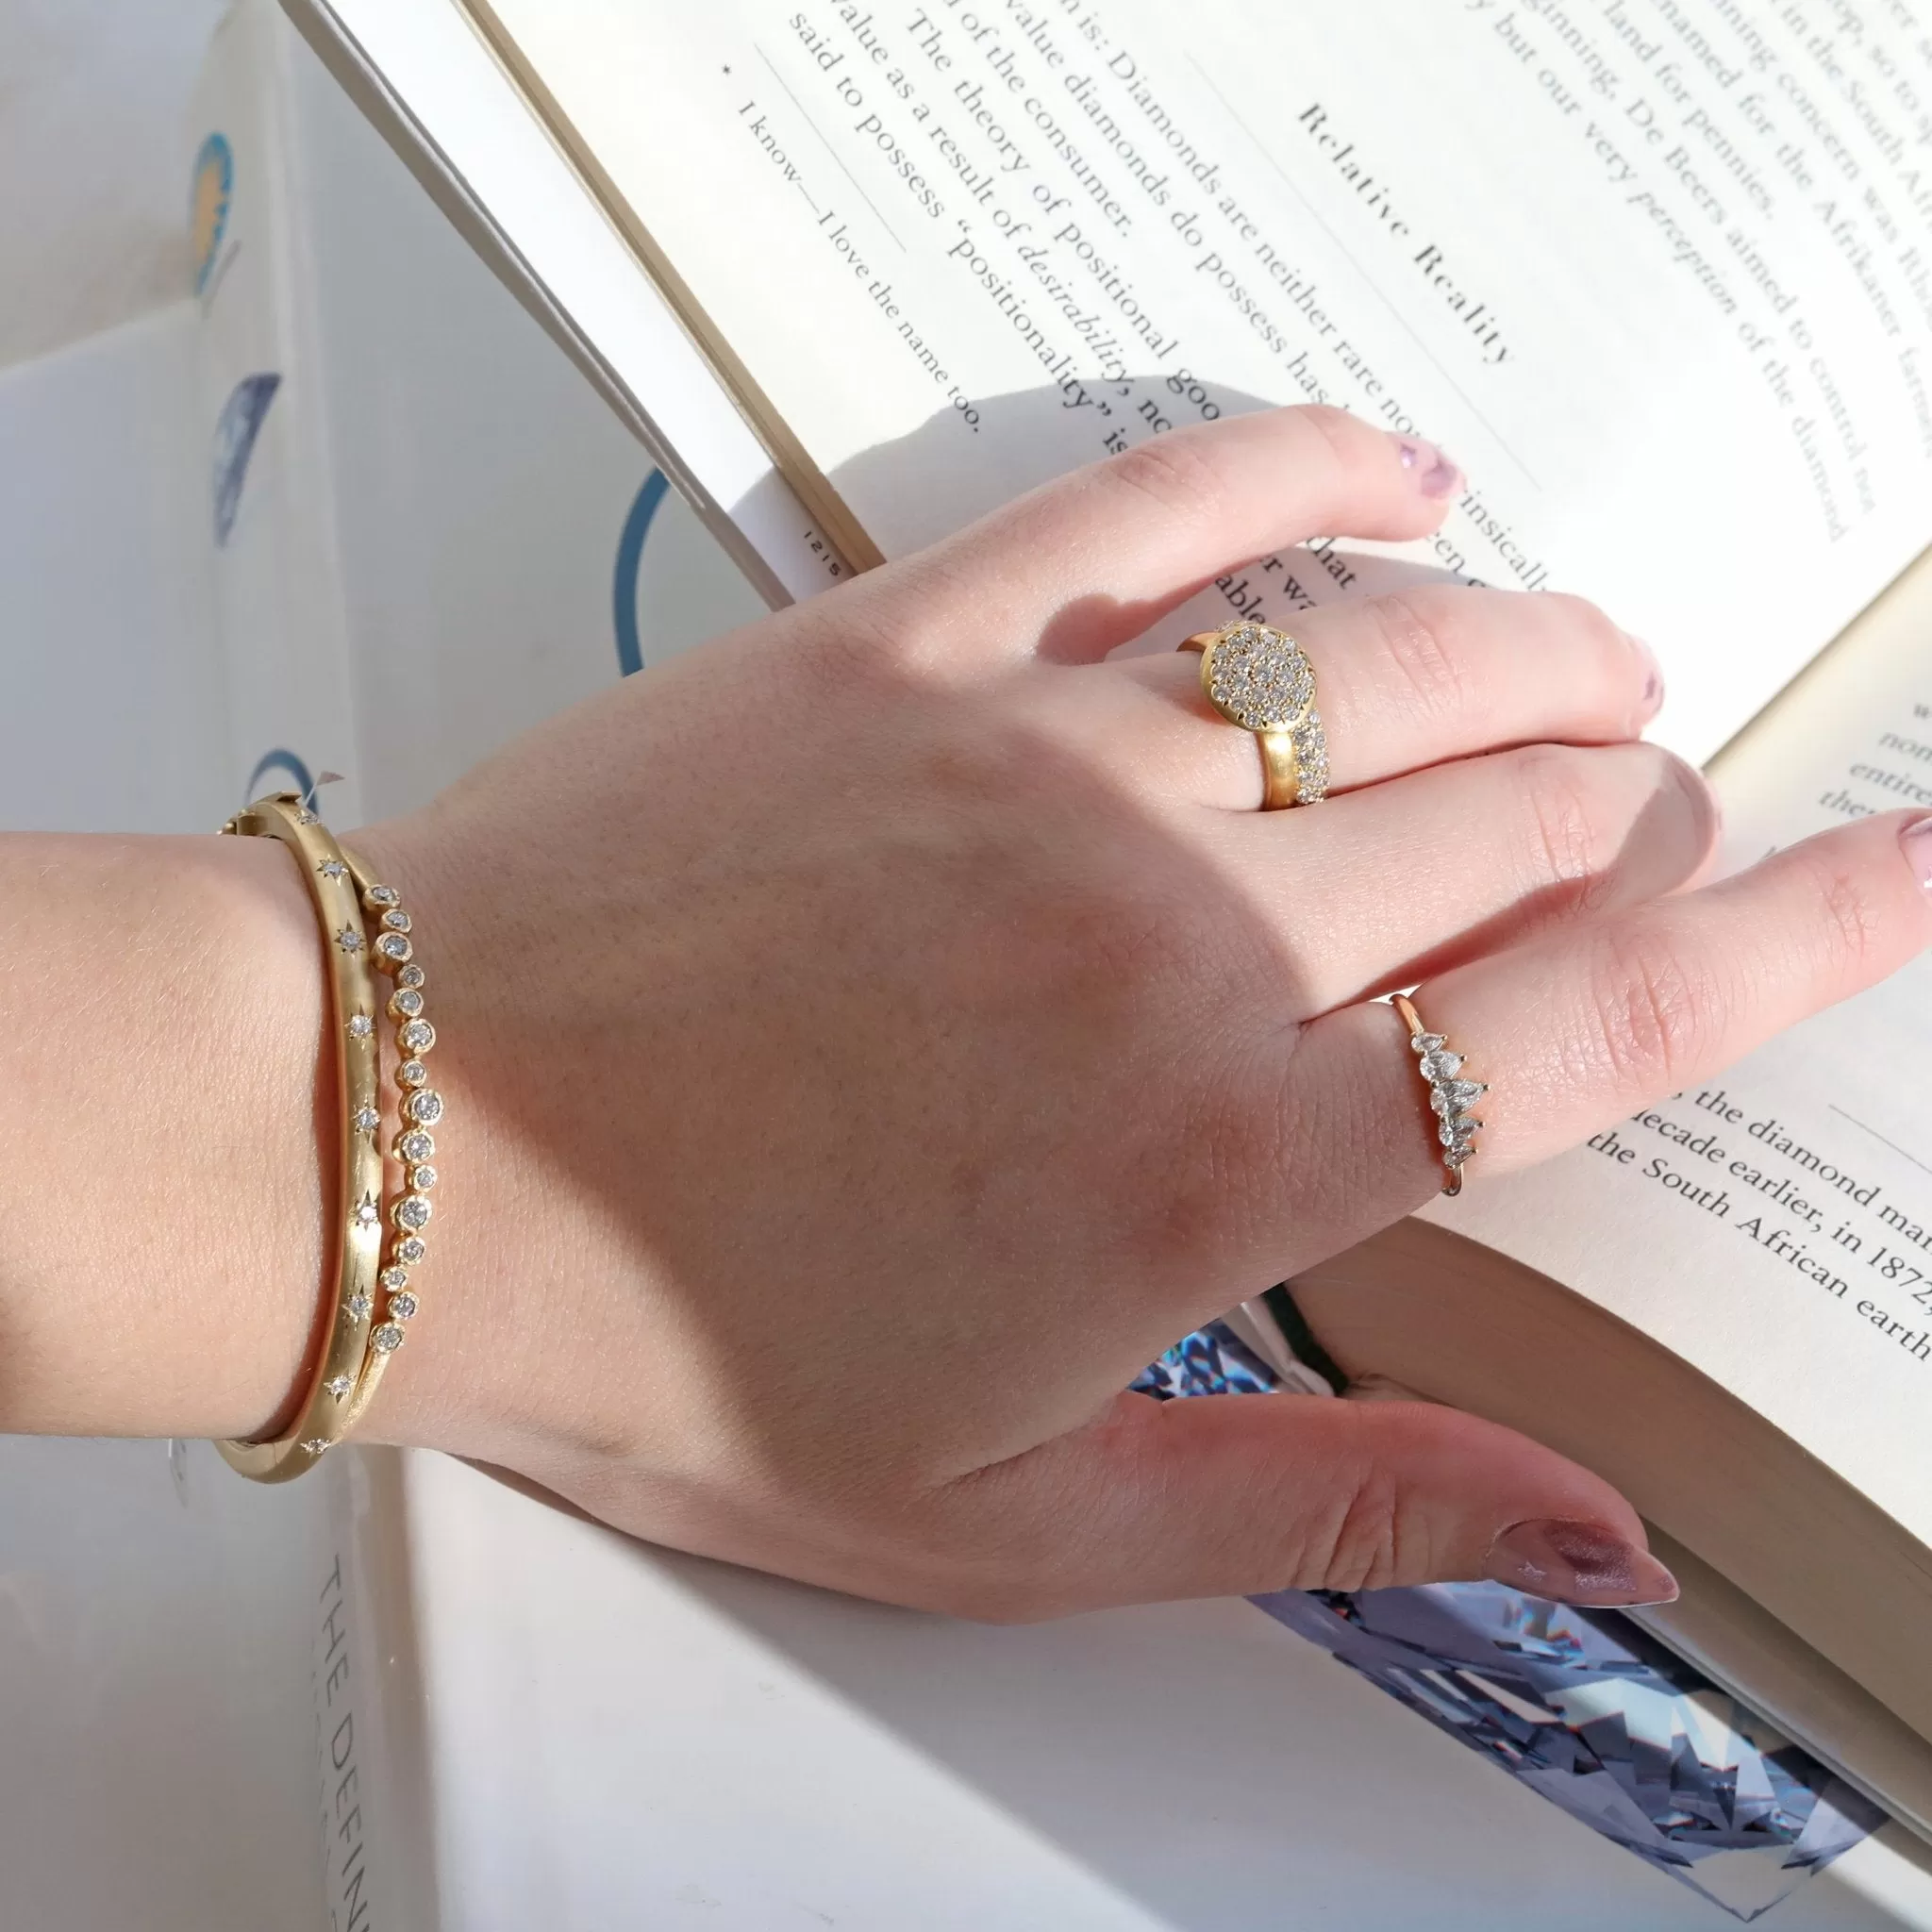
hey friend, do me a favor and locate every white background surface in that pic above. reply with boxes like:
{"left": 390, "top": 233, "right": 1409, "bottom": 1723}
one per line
{"left": 0, "top": 0, "right": 227, "bottom": 371}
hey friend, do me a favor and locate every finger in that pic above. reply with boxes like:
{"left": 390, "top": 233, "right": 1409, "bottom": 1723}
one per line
{"left": 1214, "top": 741, "right": 1718, "bottom": 1013}
{"left": 1088, "top": 586, "right": 1661, "bottom": 809}
{"left": 1274, "top": 811, "right": 1932, "bottom": 1254}
{"left": 911, "top": 1389, "right": 1674, "bottom": 1618}
{"left": 1419, "top": 808, "right": 1932, "bottom": 1169}
{"left": 877, "top": 408, "right": 1462, "bottom": 667}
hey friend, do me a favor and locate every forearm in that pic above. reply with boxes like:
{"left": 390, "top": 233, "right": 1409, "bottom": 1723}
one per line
{"left": 0, "top": 832, "right": 326, "bottom": 1440}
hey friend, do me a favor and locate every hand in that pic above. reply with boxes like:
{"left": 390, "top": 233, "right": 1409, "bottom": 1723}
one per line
{"left": 274, "top": 409, "right": 1932, "bottom": 1613}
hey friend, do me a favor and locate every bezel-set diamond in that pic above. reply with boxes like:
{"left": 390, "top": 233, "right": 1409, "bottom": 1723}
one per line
{"left": 313, "top": 866, "right": 441, "bottom": 1439}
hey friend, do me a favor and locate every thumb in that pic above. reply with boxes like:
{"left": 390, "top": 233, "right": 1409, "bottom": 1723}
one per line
{"left": 931, "top": 1391, "right": 1680, "bottom": 1621}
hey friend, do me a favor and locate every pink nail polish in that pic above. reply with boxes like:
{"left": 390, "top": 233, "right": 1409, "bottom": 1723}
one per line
{"left": 1482, "top": 1518, "right": 1680, "bottom": 1607}
{"left": 1902, "top": 816, "right": 1932, "bottom": 889}
{"left": 1629, "top": 637, "right": 1664, "bottom": 719}
{"left": 1395, "top": 437, "right": 1462, "bottom": 499}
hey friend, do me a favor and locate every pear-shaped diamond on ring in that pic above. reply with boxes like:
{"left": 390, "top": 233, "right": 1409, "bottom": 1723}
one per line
{"left": 1398, "top": 999, "right": 1486, "bottom": 1191}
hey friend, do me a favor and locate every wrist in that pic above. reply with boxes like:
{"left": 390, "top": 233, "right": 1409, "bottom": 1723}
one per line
{"left": 337, "top": 813, "right": 659, "bottom": 1485}
{"left": 0, "top": 830, "right": 328, "bottom": 1440}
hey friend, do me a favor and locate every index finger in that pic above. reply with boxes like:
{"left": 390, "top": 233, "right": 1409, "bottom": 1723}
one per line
{"left": 896, "top": 407, "right": 1463, "bottom": 666}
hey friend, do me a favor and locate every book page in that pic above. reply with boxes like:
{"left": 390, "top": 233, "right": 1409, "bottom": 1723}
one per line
{"left": 1441, "top": 548, "right": 1932, "bottom": 1549}
{"left": 464, "top": 0, "right": 1932, "bottom": 760}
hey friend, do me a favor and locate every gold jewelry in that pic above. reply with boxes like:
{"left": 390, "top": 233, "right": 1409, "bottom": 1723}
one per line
{"left": 1393, "top": 993, "right": 1486, "bottom": 1197}
{"left": 1179, "top": 622, "right": 1331, "bottom": 808}
{"left": 216, "top": 793, "right": 439, "bottom": 1479}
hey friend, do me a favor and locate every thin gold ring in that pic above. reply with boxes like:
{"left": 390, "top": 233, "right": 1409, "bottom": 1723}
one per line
{"left": 1178, "top": 622, "right": 1330, "bottom": 808}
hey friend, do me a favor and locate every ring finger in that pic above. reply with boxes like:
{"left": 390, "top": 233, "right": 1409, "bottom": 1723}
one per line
{"left": 1079, "top": 585, "right": 1663, "bottom": 810}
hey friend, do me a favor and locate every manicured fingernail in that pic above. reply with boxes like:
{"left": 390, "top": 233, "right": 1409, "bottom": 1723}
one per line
{"left": 1482, "top": 1518, "right": 1680, "bottom": 1607}
{"left": 1629, "top": 636, "right": 1664, "bottom": 720}
{"left": 1394, "top": 437, "right": 1462, "bottom": 499}
{"left": 1902, "top": 816, "right": 1932, "bottom": 889}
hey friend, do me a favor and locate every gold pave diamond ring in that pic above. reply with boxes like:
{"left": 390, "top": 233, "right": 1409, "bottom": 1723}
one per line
{"left": 1179, "top": 622, "right": 1330, "bottom": 808}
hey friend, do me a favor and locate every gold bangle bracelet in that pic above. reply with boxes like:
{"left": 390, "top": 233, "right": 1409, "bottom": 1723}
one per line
{"left": 216, "top": 793, "right": 397, "bottom": 1480}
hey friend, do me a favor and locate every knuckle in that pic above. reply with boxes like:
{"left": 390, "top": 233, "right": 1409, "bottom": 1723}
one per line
{"left": 1298, "top": 1460, "right": 1407, "bottom": 1592}
{"left": 1098, "top": 429, "right": 1230, "bottom": 528}
{"left": 1292, "top": 403, "right": 1370, "bottom": 475}
{"left": 788, "top": 575, "right": 934, "bottom": 687}
{"left": 840, "top": 557, "right": 972, "bottom": 675}
{"left": 1359, "top": 590, "right": 1474, "bottom": 723}
{"left": 1511, "top": 746, "right": 1614, "bottom": 903}
{"left": 1544, "top": 591, "right": 1631, "bottom": 681}
{"left": 1792, "top": 846, "right": 1890, "bottom": 983}
{"left": 1579, "top": 924, "right": 1723, "bottom": 1091}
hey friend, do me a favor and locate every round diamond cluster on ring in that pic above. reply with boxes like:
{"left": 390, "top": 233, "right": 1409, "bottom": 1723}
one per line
{"left": 1206, "top": 624, "right": 1315, "bottom": 731}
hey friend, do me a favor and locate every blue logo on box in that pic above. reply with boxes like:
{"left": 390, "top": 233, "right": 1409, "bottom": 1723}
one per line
{"left": 191, "top": 133, "right": 234, "bottom": 297}
{"left": 612, "top": 470, "right": 672, "bottom": 676}
{"left": 212, "top": 373, "right": 282, "bottom": 546}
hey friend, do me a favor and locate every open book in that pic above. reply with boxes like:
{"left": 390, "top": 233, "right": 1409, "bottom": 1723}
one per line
{"left": 286, "top": 0, "right": 1932, "bottom": 1831}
